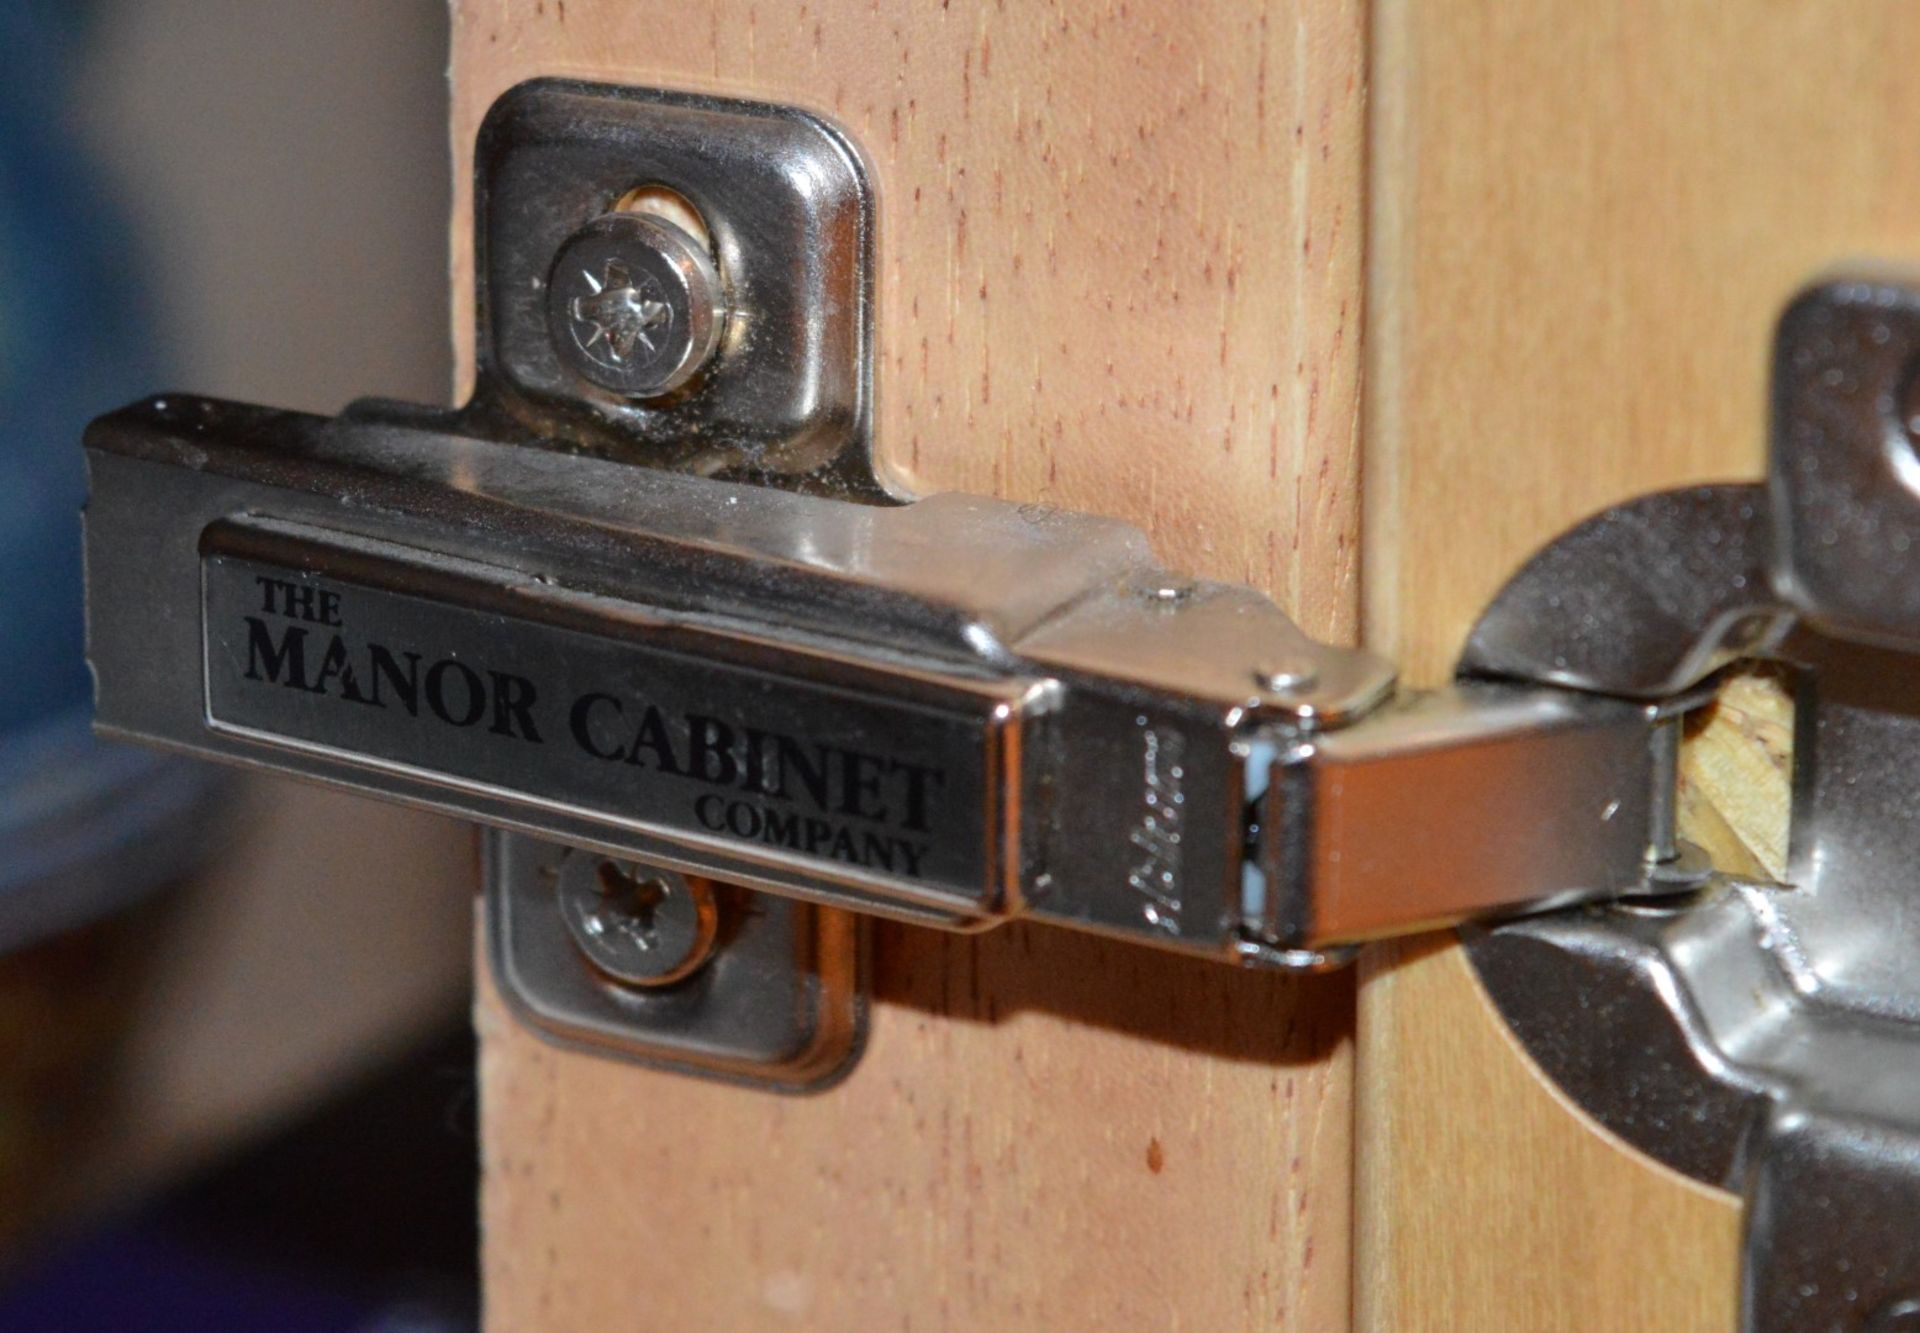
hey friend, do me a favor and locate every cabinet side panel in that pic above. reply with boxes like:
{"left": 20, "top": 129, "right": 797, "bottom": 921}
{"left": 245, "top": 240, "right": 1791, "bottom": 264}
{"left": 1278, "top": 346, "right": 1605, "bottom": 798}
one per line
{"left": 455, "top": 2, "right": 1367, "bottom": 1328}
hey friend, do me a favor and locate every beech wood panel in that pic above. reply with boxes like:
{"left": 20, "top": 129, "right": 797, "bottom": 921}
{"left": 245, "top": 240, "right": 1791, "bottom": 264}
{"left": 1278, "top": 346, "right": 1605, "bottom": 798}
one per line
{"left": 455, "top": 2, "right": 1366, "bottom": 1327}
{"left": 1358, "top": 5, "right": 1920, "bottom": 1329}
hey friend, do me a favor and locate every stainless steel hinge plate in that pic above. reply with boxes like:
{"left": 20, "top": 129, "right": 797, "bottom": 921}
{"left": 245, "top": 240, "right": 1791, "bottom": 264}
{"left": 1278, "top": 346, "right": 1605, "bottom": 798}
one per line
{"left": 1462, "top": 278, "right": 1920, "bottom": 1333}
{"left": 452, "top": 81, "right": 882, "bottom": 1088}
{"left": 486, "top": 833, "right": 864, "bottom": 1091}
{"left": 464, "top": 79, "right": 880, "bottom": 492}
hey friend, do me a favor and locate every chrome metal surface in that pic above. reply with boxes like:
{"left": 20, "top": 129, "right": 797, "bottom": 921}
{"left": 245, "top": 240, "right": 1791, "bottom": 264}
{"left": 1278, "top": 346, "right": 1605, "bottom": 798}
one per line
{"left": 193, "top": 507, "right": 1025, "bottom": 913}
{"left": 1463, "top": 276, "right": 1920, "bottom": 1332}
{"left": 1460, "top": 484, "right": 1789, "bottom": 699}
{"left": 546, "top": 212, "right": 723, "bottom": 399}
{"left": 488, "top": 832, "right": 862, "bottom": 1089}
{"left": 556, "top": 855, "right": 720, "bottom": 987}
{"left": 1254, "top": 659, "right": 1320, "bottom": 695}
{"left": 1773, "top": 278, "right": 1920, "bottom": 651}
{"left": 86, "top": 387, "right": 1682, "bottom": 963}
{"left": 464, "top": 80, "right": 878, "bottom": 494}
{"left": 1745, "top": 1101, "right": 1920, "bottom": 1330}
{"left": 1244, "top": 686, "right": 1662, "bottom": 947}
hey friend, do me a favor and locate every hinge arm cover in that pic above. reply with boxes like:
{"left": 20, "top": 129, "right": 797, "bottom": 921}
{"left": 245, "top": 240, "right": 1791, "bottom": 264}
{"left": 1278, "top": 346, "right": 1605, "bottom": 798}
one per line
{"left": 87, "top": 395, "right": 1674, "bottom": 967}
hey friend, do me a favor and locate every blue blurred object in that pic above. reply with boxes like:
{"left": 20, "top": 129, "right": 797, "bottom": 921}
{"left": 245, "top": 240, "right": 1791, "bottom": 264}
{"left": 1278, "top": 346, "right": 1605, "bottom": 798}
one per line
{"left": 0, "top": 1226, "right": 376, "bottom": 1333}
{"left": 0, "top": 13, "right": 476, "bottom": 1328}
{"left": 0, "top": 1019, "right": 482, "bottom": 1332}
{"left": 0, "top": 1221, "right": 473, "bottom": 1333}
{"left": 0, "top": 0, "right": 154, "bottom": 733}
{"left": 0, "top": 0, "right": 223, "bottom": 944}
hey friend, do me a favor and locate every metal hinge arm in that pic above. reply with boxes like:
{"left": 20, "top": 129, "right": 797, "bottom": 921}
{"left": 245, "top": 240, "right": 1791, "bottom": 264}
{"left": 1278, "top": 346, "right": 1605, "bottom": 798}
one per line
{"left": 87, "top": 393, "right": 1693, "bottom": 972}
{"left": 1240, "top": 684, "right": 1677, "bottom": 963}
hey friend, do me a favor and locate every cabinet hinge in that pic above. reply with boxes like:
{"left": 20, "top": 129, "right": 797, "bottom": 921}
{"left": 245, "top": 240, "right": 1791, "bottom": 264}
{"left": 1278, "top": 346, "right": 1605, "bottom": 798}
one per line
{"left": 83, "top": 82, "right": 1724, "bottom": 981}
{"left": 76, "top": 80, "right": 1920, "bottom": 1328}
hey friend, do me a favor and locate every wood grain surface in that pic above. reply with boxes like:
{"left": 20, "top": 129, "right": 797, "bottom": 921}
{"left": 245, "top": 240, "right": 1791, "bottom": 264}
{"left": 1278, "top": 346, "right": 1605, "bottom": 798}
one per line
{"left": 1357, "top": 4, "right": 1920, "bottom": 1328}
{"left": 455, "top": 1, "right": 1367, "bottom": 1327}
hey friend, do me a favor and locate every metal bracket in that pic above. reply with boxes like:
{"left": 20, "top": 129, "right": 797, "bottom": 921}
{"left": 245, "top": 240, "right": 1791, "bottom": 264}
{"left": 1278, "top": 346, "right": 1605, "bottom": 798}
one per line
{"left": 1463, "top": 278, "right": 1920, "bottom": 1333}
{"left": 464, "top": 83, "right": 877, "bottom": 1089}
{"left": 486, "top": 833, "right": 863, "bottom": 1090}
{"left": 460, "top": 79, "right": 881, "bottom": 493}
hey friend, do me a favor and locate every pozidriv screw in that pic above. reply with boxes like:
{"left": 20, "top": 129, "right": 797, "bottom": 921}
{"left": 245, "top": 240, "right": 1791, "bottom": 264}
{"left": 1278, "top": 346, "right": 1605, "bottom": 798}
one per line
{"left": 557, "top": 854, "right": 720, "bottom": 988}
{"left": 546, "top": 211, "right": 723, "bottom": 399}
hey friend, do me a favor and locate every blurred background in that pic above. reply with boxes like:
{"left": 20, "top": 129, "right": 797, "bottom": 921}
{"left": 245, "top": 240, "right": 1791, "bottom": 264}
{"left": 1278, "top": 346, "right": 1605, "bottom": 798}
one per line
{"left": 0, "top": 2, "right": 478, "bottom": 1328}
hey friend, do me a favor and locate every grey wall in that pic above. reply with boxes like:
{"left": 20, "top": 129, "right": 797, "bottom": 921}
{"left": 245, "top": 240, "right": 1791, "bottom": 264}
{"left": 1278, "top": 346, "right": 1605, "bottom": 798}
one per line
{"left": 63, "top": 2, "right": 475, "bottom": 1207}
{"left": 75, "top": 0, "right": 452, "bottom": 410}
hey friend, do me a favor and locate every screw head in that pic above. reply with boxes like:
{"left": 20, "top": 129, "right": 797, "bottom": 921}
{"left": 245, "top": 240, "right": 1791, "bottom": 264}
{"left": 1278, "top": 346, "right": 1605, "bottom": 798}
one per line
{"left": 557, "top": 855, "right": 720, "bottom": 988}
{"left": 1255, "top": 658, "right": 1321, "bottom": 694}
{"left": 546, "top": 212, "right": 723, "bottom": 399}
